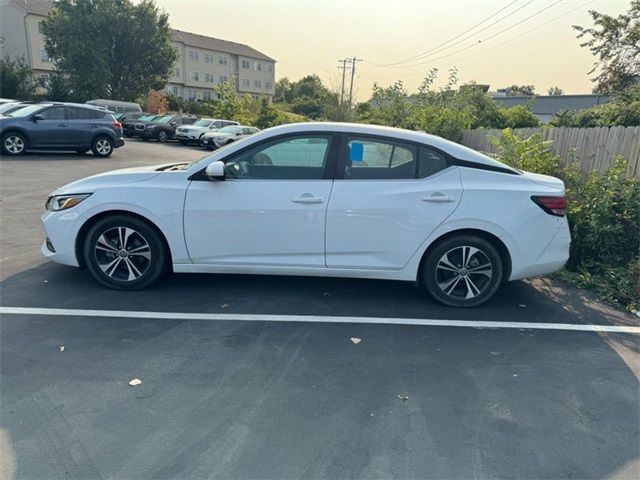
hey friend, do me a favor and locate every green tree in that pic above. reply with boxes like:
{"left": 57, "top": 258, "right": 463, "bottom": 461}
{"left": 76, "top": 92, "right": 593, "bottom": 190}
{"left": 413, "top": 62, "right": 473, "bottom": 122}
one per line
{"left": 501, "top": 105, "right": 540, "bottom": 128}
{"left": 547, "top": 86, "right": 564, "bottom": 95}
{"left": 574, "top": 1, "right": 640, "bottom": 93}
{"left": 0, "top": 56, "right": 39, "bottom": 99}
{"left": 43, "top": 0, "right": 177, "bottom": 101}
{"left": 273, "top": 74, "right": 338, "bottom": 119}
{"left": 504, "top": 84, "right": 536, "bottom": 96}
{"left": 255, "top": 98, "right": 279, "bottom": 129}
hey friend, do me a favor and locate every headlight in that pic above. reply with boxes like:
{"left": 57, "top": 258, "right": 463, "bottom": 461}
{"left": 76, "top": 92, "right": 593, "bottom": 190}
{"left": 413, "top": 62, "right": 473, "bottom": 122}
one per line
{"left": 146, "top": 124, "right": 155, "bottom": 129}
{"left": 46, "top": 194, "right": 92, "bottom": 212}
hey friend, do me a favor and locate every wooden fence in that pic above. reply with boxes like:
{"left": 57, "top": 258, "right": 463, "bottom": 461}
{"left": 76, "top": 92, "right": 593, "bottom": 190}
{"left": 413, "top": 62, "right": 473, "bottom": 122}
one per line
{"left": 460, "top": 126, "right": 640, "bottom": 178}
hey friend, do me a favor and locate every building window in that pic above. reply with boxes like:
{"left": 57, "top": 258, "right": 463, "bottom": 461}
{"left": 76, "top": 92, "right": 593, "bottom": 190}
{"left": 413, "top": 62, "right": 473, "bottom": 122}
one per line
{"left": 40, "top": 50, "right": 51, "bottom": 62}
{"left": 205, "top": 73, "right": 216, "bottom": 83}
{"left": 187, "top": 88, "right": 197, "bottom": 100}
{"left": 267, "top": 63, "right": 273, "bottom": 72}
{"left": 189, "top": 50, "right": 198, "bottom": 61}
{"left": 266, "top": 81, "right": 272, "bottom": 91}
{"left": 242, "top": 78, "right": 250, "bottom": 87}
{"left": 219, "top": 55, "right": 228, "bottom": 65}
{"left": 173, "top": 66, "right": 180, "bottom": 78}
{"left": 219, "top": 75, "right": 228, "bottom": 83}
{"left": 190, "top": 71, "right": 199, "bottom": 82}
{"left": 203, "top": 91, "right": 212, "bottom": 100}
{"left": 171, "top": 85, "right": 178, "bottom": 95}
{"left": 204, "top": 53, "right": 214, "bottom": 63}
{"left": 38, "top": 21, "right": 45, "bottom": 34}
{"left": 241, "top": 60, "right": 250, "bottom": 69}
{"left": 252, "top": 94, "right": 259, "bottom": 100}
{"left": 254, "top": 79, "right": 262, "bottom": 88}
{"left": 253, "top": 61, "right": 262, "bottom": 71}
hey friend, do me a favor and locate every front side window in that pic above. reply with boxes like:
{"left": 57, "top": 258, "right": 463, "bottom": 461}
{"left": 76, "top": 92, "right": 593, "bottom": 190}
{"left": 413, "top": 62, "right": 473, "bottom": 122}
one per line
{"left": 39, "top": 107, "right": 66, "bottom": 120}
{"left": 345, "top": 137, "right": 417, "bottom": 180}
{"left": 223, "top": 136, "right": 331, "bottom": 180}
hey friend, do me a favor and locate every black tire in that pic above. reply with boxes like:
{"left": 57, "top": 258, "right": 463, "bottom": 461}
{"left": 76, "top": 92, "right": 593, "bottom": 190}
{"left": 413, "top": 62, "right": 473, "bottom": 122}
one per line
{"left": 91, "top": 136, "right": 114, "bottom": 157}
{"left": 1, "top": 132, "right": 27, "bottom": 156}
{"left": 83, "top": 215, "right": 168, "bottom": 290}
{"left": 423, "top": 235, "right": 503, "bottom": 308}
{"left": 157, "top": 130, "right": 169, "bottom": 143}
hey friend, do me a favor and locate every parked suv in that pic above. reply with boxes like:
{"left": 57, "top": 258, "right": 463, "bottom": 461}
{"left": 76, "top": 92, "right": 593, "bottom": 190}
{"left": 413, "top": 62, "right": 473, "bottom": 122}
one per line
{"left": 117, "top": 112, "right": 156, "bottom": 138}
{"left": 136, "top": 114, "right": 197, "bottom": 142}
{"left": 200, "top": 125, "right": 260, "bottom": 150}
{"left": 0, "top": 103, "right": 124, "bottom": 157}
{"left": 176, "top": 118, "right": 238, "bottom": 144}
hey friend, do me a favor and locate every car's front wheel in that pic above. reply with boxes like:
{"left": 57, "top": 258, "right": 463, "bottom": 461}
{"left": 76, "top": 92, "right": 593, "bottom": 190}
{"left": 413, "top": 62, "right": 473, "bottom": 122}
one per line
{"left": 91, "top": 136, "right": 114, "bottom": 157}
{"left": 84, "top": 215, "right": 168, "bottom": 290}
{"left": 157, "top": 130, "right": 169, "bottom": 142}
{"left": 1, "top": 132, "right": 27, "bottom": 156}
{"left": 423, "top": 235, "right": 503, "bottom": 307}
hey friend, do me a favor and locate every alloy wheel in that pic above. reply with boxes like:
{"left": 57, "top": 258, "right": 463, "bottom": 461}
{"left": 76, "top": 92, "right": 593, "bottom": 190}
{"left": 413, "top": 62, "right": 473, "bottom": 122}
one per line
{"left": 4, "top": 136, "right": 25, "bottom": 154}
{"left": 95, "top": 139, "right": 112, "bottom": 155}
{"left": 435, "top": 246, "right": 493, "bottom": 300}
{"left": 94, "top": 226, "right": 151, "bottom": 281}
{"left": 157, "top": 131, "right": 168, "bottom": 142}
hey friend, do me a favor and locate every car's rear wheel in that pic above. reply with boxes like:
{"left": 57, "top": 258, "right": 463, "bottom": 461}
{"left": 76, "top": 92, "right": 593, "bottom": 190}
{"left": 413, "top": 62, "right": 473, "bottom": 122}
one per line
{"left": 423, "top": 235, "right": 503, "bottom": 307}
{"left": 91, "top": 136, "right": 114, "bottom": 157}
{"left": 2, "top": 132, "right": 27, "bottom": 156}
{"left": 157, "top": 130, "right": 169, "bottom": 142}
{"left": 84, "top": 215, "right": 168, "bottom": 290}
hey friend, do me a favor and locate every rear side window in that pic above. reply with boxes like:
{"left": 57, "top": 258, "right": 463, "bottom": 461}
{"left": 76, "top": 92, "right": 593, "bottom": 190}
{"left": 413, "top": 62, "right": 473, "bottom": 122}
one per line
{"left": 345, "top": 137, "right": 417, "bottom": 180}
{"left": 68, "top": 107, "right": 105, "bottom": 120}
{"left": 419, "top": 147, "right": 448, "bottom": 178}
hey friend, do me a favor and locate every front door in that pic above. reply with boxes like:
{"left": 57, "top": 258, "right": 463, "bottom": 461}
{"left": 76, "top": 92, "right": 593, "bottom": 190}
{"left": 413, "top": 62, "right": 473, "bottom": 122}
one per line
{"left": 326, "top": 136, "right": 463, "bottom": 270}
{"left": 183, "top": 134, "right": 337, "bottom": 267}
{"left": 29, "top": 106, "right": 68, "bottom": 147}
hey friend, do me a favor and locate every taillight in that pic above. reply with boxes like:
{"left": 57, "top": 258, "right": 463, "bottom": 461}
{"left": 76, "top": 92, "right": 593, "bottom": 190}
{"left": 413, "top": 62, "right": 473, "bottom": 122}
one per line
{"left": 531, "top": 195, "right": 567, "bottom": 217}
{"left": 112, "top": 120, "right": 122, "bottom": 129}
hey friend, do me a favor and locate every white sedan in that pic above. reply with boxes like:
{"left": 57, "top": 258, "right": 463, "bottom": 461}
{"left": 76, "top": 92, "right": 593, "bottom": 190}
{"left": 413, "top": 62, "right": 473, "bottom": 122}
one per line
{"left": 41, "top": 123, "right": 570, "bottom": 307}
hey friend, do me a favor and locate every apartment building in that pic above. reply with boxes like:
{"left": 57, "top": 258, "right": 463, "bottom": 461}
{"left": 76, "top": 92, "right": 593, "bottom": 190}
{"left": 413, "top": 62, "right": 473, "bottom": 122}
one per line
{"left": 0, "top": 0, "right": 276, "bottom": 101}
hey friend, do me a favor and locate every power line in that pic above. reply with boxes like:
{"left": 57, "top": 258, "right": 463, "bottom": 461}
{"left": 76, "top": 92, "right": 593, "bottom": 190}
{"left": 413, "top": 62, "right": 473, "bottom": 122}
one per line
{"left": 361, "top": 0, "right": 593, "bottom": 82}
{"left": 364, "top": 0, "right": 563, "bottom": 72}
{"left": 365, "top": 0, "right": 529, "bottom": 68}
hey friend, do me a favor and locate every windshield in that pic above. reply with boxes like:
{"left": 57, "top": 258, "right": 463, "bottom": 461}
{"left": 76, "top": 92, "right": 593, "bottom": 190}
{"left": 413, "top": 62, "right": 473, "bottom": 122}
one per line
{"left": 156, "top": 115, "right": 174, "bottom": 124}
{"left": 193, "top": 119, "right": 213, "bottom": 127}
{"left": 218, "top": 126, "right": 242, "bottom": 134}
{"left": 137, "top": 115, "right": 155, "bottom": 121}
{"left": 8, "top": 104, "right": 47, "bottom": 117}
{"left": 0, "top": 103, "right": 21, "bottom": 114}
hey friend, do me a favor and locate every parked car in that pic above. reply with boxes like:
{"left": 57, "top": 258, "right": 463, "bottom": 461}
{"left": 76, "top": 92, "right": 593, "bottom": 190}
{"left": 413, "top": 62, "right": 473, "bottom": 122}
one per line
{"left": 200, "top": 125, "right": 260, "bottom": 150}
{"left": 135, "top": 114, "right": 197, "bottom": 142}
{"left": 116, "top": 112, "right": 155, "bottom": 138}
{"left": 40, "top": 123, "right": 570, "bottom": 307}
{"left": 86, "top": 99, "right": 142, "bottom": 113}
{"left": 176, "top": 118, "right": 239, "bottom": 144}
{"left": 125, "top": 114, "right": 162, "bottom": 137}
{"left": 1, "top": 102, "right": 124, "bottom": 157}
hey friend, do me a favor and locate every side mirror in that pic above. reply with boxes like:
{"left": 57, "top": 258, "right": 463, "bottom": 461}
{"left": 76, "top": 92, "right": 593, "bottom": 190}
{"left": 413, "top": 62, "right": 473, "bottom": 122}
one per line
{"left": 205, "top": 161, "right": 225, "bottom": 181}
{"left": 170, "top": 121, "right": 177, "bottom": 126}
{"left": 236, "top": 132, "right": 243, "bottom": 136}
{"left": 33, "top": 114, "right": 44, "bottom": 122}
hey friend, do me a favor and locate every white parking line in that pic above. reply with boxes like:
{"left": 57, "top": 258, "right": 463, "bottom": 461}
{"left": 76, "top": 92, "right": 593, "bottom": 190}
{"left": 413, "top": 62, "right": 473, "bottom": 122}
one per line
{"left": 1, "top": 306, "right": 639, "bottom": 334}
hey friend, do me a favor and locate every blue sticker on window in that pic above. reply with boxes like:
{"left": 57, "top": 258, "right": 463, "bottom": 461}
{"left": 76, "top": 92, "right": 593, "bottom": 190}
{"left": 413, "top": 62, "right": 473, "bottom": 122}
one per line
{"left": 350, "top": 142, "right": 364, "bottom": 162}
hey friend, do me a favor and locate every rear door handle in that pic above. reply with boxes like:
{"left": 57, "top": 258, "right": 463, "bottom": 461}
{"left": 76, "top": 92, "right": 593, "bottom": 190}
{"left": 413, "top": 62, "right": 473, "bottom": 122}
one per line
{"left": 422, "top": 194, "right": 455, "bottom": 203}
{"left": 292, "top": 194, "right": 324, "bottom": 204}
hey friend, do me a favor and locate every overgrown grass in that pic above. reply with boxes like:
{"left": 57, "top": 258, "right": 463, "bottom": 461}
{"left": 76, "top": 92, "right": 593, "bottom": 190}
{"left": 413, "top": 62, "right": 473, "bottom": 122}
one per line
{"left": 492, "top": 129, "right": 640, "bottom": 310}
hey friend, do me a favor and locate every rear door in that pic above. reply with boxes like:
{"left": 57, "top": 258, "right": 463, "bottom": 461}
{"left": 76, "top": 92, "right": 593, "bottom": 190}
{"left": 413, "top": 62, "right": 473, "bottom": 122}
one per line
{"left": 29, "top": 106, "right": 68, "bottom": 147}
{"left": 325, "top": 135, "right": 462, "bottom": 270}
{"left": 66, "top": 107, "right": 105, "bottom": 147}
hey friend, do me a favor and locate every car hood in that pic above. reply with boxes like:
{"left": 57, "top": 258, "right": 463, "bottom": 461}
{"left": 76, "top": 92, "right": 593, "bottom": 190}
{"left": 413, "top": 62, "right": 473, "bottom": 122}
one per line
{"left": 50, "top": 165, "right": 166, "bottom": 195}
{"left": 204, "top": 131, "right": 234, "bottom": 138}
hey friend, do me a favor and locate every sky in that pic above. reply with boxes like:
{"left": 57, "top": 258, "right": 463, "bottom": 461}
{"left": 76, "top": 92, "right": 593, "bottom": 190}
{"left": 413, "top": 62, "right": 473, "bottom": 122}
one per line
{"left": 154, "top": 0, "right": 630, "bottom": 100}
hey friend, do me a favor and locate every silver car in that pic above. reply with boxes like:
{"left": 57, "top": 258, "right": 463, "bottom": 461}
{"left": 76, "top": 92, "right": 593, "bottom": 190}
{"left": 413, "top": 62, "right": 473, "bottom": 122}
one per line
{"left": 176, "top": 118, "right": 238, "bottom": 144}
{"left": 200, "top": 125, "right": 260, "bottom": 150}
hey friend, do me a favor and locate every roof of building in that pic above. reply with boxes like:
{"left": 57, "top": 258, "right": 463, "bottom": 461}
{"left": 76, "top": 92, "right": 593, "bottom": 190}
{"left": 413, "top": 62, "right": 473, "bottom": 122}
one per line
{"left": 171, "top": 29, "right": 275, "bottom": 62}
{"left": 493, "top": 94, "right": 611, "bottom": 115}
{"left": 9, "top": 1, "right": 275, "bottom": 63}
{"left": 9, "top": 0, "right": 51, "bottom": 16}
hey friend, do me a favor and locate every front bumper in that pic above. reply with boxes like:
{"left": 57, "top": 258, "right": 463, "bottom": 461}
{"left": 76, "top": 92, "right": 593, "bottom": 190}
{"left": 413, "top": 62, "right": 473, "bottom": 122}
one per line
{"left": 176, "top": 132, "right": 199, "bottom": 141}
{"left": 41, "top": 210, "right": 83, "bottom": 267}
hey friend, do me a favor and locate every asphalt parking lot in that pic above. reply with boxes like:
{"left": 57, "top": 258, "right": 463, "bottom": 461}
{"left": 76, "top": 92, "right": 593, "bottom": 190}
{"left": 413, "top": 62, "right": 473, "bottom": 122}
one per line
{"left": 1, "top": 139, "right": 638, "bottom": 479}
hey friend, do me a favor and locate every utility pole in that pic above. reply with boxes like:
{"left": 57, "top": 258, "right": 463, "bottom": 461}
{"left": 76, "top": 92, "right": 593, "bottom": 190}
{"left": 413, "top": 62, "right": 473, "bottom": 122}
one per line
{"left": 338, "top": 59, "right": 350, "bottom": 106}
{"left": 348, "top": 57, "right": 363, "bottom": 107}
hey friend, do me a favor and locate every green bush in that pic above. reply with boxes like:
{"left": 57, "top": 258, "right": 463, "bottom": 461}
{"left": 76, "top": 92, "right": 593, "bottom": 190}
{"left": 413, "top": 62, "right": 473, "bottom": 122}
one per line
{"left": 492, "top": 130, "right": 640, "bottom": 309}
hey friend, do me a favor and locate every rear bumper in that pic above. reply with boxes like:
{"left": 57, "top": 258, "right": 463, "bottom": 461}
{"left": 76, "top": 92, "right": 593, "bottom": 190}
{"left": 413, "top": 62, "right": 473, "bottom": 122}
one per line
{"left": 114, "top": 137, "right": 125, "bottom": 148}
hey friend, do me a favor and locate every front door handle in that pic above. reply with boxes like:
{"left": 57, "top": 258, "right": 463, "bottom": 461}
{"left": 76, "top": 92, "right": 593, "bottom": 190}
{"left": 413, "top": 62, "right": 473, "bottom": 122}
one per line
{"left": 422, "top": 193, "right": 455, "bottom": 203}
{"left": 292, "top": 193, "right": 323, "bottom": 204}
